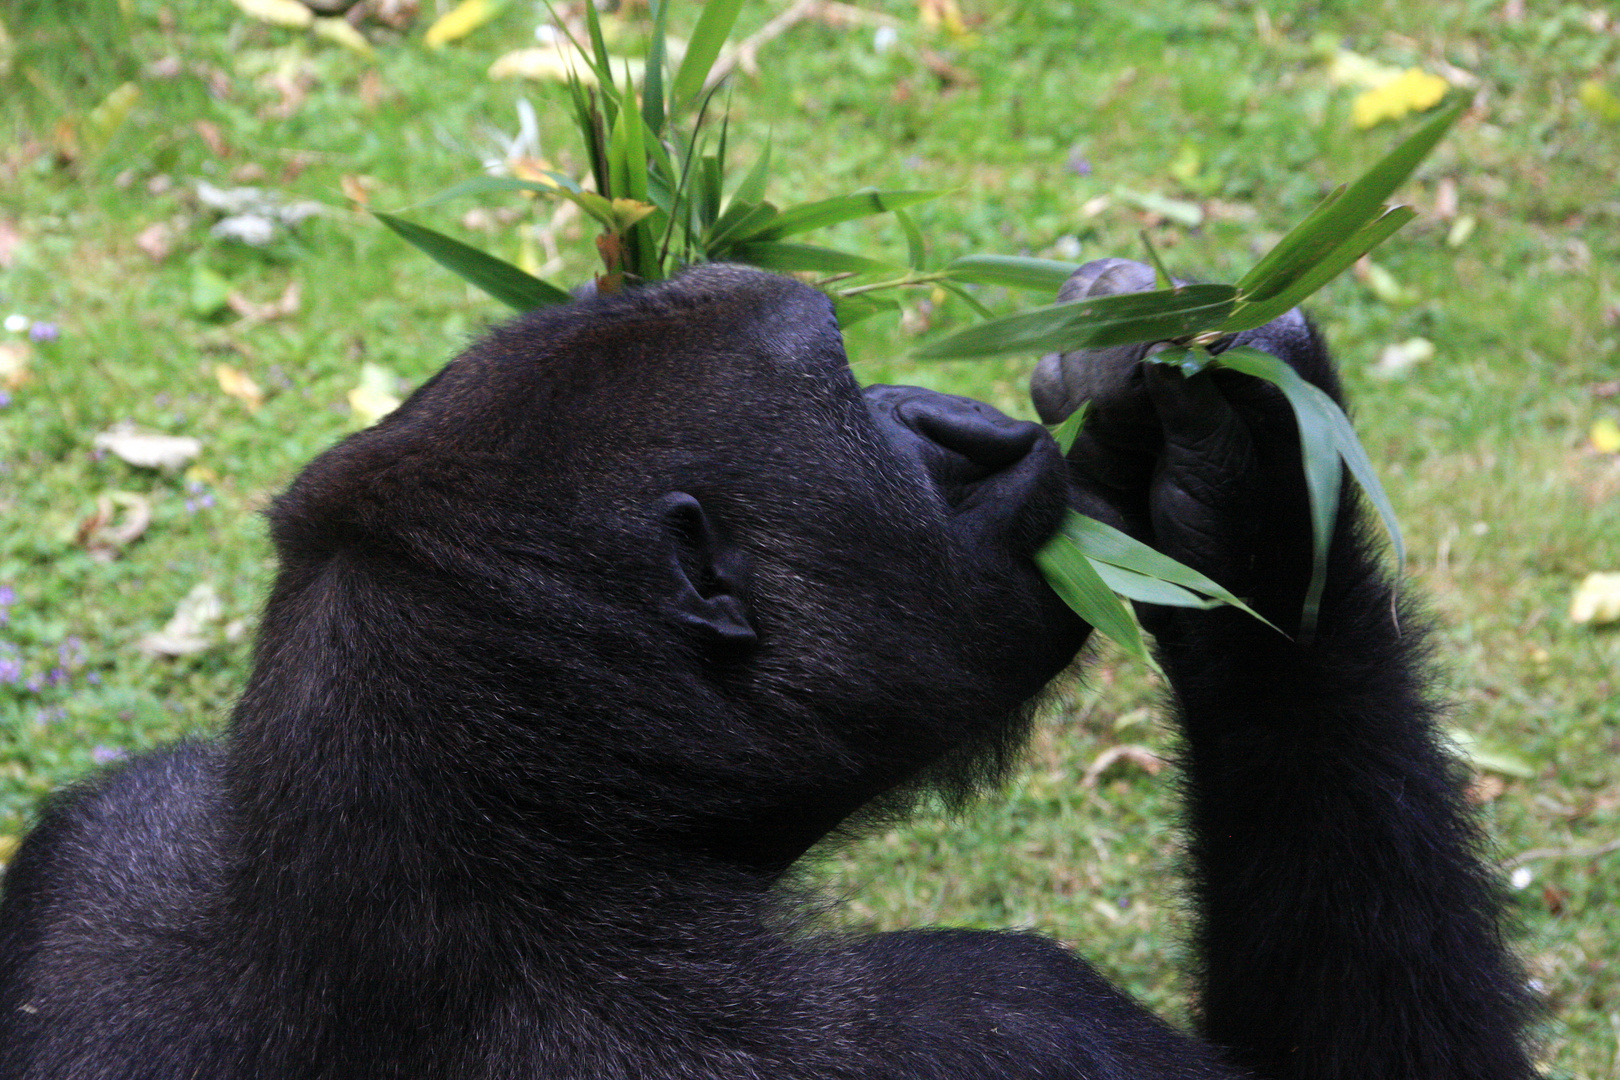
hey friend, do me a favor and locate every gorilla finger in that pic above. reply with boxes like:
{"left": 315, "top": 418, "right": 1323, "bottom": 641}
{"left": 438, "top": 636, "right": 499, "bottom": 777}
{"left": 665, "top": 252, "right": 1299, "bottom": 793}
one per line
{"left": 1143, "top": 365, "right": 1256, "bottom": 504}
{"left": 1029, "top": 259, "right": 1162, "bottom": 427}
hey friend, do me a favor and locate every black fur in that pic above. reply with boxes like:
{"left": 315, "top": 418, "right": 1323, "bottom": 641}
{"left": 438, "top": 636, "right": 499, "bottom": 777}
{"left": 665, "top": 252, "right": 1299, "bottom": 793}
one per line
{"left": 0, "top": 263, "right": 1533, "bottom": 1079}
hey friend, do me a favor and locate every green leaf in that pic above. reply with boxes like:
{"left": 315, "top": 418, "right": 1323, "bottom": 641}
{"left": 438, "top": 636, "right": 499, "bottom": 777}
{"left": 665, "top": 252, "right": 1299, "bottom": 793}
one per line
{"left": 1056, "top": 510, "right": 1276, "bottom": 630}
{"left": 915, "top": 283, "right": 1236, "bottom": 360}
{"left": 1200, "top": 347, "right": 1346, "bottom": 636}
{"left": 728, "top": 241, "right": 899, "bottom": 275}
{"left": 673, "top": 0, "right": 746, "bottom": 105}
{"left": 1219, "top": 346, "right": 1406, "bottom": 574}
{"left": 833, "top": 292, "right": 899, "bottom": 329}
{"left": 1091, "top": 561, "right": 1221, "bottom": 609}
{"left": 1036, "top": 534, "right": 1157, "bottom": 668}
{"left": 1220, "top": 206, "right": 1415, "bottom": 331}
{"left": 895, "top": 207, "right": 926, "bottom": 270}
{"left": 943, "top": 255, "right": 1082, "bottom": 292}
{"left": 643, "top": 0, "right": 669, "bottom": 136}
{"left": 936, "top": 280, "right": 995, "bottom": 320}
{"left": 730, "top": 135, "right": 772, "bottom": 208}
{"left": 1236, "top": 96, "right": 1465, "bottom": 305}
{"left": 1046, "top": 402, "right": 1089, "bottom": 455}
{"left": 705, "top": 200, "right": 779, "bottom": 252}
{"left": 373, "top": 212, "right": 571, "bottom": 310}
{"left": 744, "top": 190, "right": 944, "bottom": 242}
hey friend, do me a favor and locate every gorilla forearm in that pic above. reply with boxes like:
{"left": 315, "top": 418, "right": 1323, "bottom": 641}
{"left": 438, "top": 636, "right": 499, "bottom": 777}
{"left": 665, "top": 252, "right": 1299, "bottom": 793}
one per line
{"left": 1167, "top": 525, "right": 1536, "bottom": 1079}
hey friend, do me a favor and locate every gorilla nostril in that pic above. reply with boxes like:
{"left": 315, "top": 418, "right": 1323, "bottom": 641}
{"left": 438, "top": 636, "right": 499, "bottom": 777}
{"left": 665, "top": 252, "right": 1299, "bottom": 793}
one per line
{"left": 899, "top": 401, "right": 1040, "bottom": 473}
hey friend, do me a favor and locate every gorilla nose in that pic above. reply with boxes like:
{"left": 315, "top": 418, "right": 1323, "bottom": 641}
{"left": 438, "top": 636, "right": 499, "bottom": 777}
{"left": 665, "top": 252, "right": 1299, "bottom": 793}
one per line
{"left": 866, "top": 385, "right": 1044, "bottom": 481}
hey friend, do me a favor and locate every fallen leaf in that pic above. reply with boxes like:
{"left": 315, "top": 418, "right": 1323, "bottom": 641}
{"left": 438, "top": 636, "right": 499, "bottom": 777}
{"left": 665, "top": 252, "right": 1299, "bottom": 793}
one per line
{"left": 191, "top": 265, "right": 231, "bottom": 317}
{"left": 1372, "top": 336, "right": 1435, "bottom": 379}
{"left": 1590, "top": 417, "right": 1620, "bottom": 454}
{"left": 195, "top": 119, "right": 231, "bottom": 159}
{"left": 0, "top": 219, "right": 20, "bottom": 269}
{"left": 1570, "top": 572, "right": 1620, "bottom": 625}
{"left": 0, "top": 341, "right": 30, "bottom": 388}
{"left": 1466, "top": 772, "right": 1506, "bottom": 805}
{"left": 1081, "top": 744, "right": 1166, "bottom": 788}
{"left": 1446, "top": 214, "right": 1476, "bottom": 249}
{"left": 135, "top": 221, "right": 174, "bottom": 261}
{"left": 138, "top": 582, "right": 224, "bottom": 656}
{"left": 225, "top": 281, "right": 301, "bottom": 323}
{"left": 93, "top": 427, "right": 202, "bottom": 470}
{"left": 0, "top": 835, "right": 17, "bottom": 866}
{"left": 489, "top": 44, "right": 607, "bottom": 85}
{"left": 424, "top": 0, "right": 503, "bottom": 48}
{"left": 313, "top": 16, "right": 375, "bottom": 57}
{"left": 1445, "top": 727, "right": 1538, "bottom": 779}
{"left": 1352, "top": 68, "right": 1450, "bottom": 129}
{"left": 76, "top": 491, "right": 153, "bottom": 561}
{"left": 1579, "top": 80, "right": 1620, "bottom": 123}
{"left": 340, "top": 174, "right": 378, "bottom": 205}
{"left": 230, "top": 0, "right": 314, "bottom": 28}
{"left": 1354, "top": 256, "right": 1414, "bottom": 305}
{"left": 348, "top": 363, "right": 401, "bottom": 426}
{"left": 214, "top": 363, "right": 265, "bottom": 410}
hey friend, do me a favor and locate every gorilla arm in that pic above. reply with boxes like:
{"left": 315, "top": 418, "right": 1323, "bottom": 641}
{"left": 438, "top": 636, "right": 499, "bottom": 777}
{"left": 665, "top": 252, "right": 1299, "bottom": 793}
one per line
{"left": 1036, "top": 260, "right": 1537, "bottom": 1080}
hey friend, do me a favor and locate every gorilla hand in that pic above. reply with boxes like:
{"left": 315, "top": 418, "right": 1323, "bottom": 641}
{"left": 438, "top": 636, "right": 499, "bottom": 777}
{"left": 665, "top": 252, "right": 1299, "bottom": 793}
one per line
{"left": 1029, "top": 258, "right": 1344, "bottom": 638}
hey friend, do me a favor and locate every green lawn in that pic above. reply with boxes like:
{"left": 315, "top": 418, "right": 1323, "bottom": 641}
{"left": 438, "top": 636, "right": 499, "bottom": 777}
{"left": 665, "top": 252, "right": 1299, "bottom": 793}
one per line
{"left": 1, "top": 0, "right": 1616, "bottom": 1074}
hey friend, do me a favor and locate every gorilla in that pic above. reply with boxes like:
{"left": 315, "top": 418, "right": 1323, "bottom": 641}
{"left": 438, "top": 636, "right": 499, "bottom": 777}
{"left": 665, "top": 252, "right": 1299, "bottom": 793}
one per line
{"left": 0, "top": 261, "right": 1534, "bottom": 1079}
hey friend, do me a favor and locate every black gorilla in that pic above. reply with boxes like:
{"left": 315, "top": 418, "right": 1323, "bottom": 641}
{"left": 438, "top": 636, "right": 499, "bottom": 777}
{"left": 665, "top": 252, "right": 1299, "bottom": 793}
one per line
{"left": 0, "top": 262, "right": 1534, "bottom": 1079}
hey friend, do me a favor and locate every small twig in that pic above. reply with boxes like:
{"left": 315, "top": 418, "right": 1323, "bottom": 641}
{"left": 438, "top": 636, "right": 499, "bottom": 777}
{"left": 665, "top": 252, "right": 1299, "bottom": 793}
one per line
{"left": 1500, "top": 838, "right": 1620, "bottom": 870}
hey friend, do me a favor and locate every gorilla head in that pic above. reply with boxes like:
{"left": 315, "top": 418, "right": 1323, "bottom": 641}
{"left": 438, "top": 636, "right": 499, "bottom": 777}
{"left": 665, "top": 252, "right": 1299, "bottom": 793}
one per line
{"left": 251, "top": 264, "right": 1087, "bottom": 878}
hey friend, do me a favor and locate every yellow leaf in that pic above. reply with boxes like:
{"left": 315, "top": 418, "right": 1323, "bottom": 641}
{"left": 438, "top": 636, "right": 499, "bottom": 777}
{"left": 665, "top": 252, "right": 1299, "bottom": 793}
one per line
{"left": 230, "top": 0, "right": 315, "bottom": 29}
{"left": 1591, "top": 417, "right": 1620, "bottom": 454}
{"left": 489, "top": 44, "right": 605, "bottom": 85}
{"left": 608, "top": 198, "right": 657, "bottom": 230}
{"left": 0, "top": 835, "right": 17, "bottom": 866}
{"left": 314, "top": 16, "right": 375, "bottom": 58}
{"left": 1352, "top": 68, "right": 1450, "bottom": 129}
{"left": 1580, "top": 80, "right": 1620, "bottom": 122}
{"left": 424, "top": 0, "right": 503, "bottom": 49}
{"left": 1570, "top": 572, "right": 1620, "bottom": 625}
{"left": 0, "top": 341, "right": 31, "bottom": 389}
{"left": 348, "top": 363, "right": 401, "bottom": 426}
{"left": 215, "top": 363, "right": 265, "bottom": 411}
{"left": 1326, "top": 49, "right": 1404, "bottom": 89}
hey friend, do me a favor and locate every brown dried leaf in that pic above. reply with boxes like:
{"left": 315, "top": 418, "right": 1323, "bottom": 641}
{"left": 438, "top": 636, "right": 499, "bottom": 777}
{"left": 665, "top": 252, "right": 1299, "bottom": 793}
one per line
{"left": 195, "top": 120, "right": 232, "bottom": 159}
{"left": 135, "top": 222, "right": 174, "bottom": 262}
{"left": 1081, "top": 744, "right": 1166, "bottom": 788}
{"left": 214, "top": 363, "right": 266, "bottom": 411}
{"left": 0, "top": 342, "right": 31, "bottom": 389}
{"left": 224, "top": 281, "right": 300, "bottom": 323}
{"left": 0, "top": 219, "right": 21, "bottom": 269}
{"left": 77, "top": 492, "right": 153, "bottom": 561}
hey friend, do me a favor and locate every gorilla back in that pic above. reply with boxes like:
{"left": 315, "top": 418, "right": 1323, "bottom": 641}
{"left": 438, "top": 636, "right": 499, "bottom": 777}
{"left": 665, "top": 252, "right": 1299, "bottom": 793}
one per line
{"left": 0, "top": 265, "right": 1533, "bottom": 1080}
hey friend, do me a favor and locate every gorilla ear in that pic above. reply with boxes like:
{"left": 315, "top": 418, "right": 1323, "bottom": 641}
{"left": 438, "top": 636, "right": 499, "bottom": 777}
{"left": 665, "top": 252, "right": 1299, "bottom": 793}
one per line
{"left": 653, "top": 493, "right": 757, "bottom": 651}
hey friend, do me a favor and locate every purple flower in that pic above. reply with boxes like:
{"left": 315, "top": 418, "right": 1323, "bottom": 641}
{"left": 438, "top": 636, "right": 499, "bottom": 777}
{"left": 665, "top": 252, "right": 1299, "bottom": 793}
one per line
{"left": 58, "top": 636, "right": 85, "bottom": 668}
{"left": 28, "top": 322, "right": 59, "bottom": 343}
{"left": 0, "top": 585, "right": 13, "bottom": 607}
{"left": 0, "top": 391, "right": 11, "bottom": 408}
{"left": 91, "top": 745, "right": 127, "bottom": 764}
{"left": 0, "top": 644, "right": 22, "bottom": 684}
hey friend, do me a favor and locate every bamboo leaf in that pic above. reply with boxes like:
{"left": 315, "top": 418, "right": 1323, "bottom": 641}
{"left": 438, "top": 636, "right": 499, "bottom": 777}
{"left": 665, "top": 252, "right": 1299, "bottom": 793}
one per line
{"left": 1091, "top": 561, "right": 1222, "bottom": 609}
{"left": 744, "top": 190, "right": 944, "bottom": 242}
{"left": 730, "top": 136, "right": 772, "bottom": 208}
{"left": 1056, "top": 510, "right": 1276, "bottom": 629}
{"left": 943, "top": 255, "right": 1082, "bottom": 292}
{"left": 833, "top": 293, "right": 899, "bottom": 329}
{"left": 916, "top": 284, "right": 1236, "bottom": 361}
{"left": 706, "top": 200, "right": 779, "bottom": 252}
{"left": 673, "top": 0, "right": 746, "bottom": 105}
{"left": 937, "top": 280, "right": 995, "bottom": 320}
{"left": 643, "top": 0, "right": 669, "bottom": 136}
{"left": 1047, "top": 403, "right": 1089, "bottom": 455}
{"left": 1219, "top": 346, "right": 1406, "bottom": 572}
{"left": 1220, "top": 206, "right": 1415, "bottom": 331}
{"left": 1036, "top": 535, "right": 1157, "bottom": 668}
{"left": 1236, "top": 96, "right": 1466, "bottom": 305}
{"left": 895, "top": 207, "right": 926, "bottom": 270}
{"left": 728, "top": 241, "right": 899, "bottom": 275}
{"left": 1201, "top": 347, "right": 1347, "bottom": 636}
{"left": 373, "top": 213, "right": 571, "bottom": 310}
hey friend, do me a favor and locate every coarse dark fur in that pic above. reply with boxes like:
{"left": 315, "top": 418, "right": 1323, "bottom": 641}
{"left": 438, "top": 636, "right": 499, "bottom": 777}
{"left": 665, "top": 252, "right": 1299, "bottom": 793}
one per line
{"left": 0, "top": 262, "right": 1535, "bottom": 1079}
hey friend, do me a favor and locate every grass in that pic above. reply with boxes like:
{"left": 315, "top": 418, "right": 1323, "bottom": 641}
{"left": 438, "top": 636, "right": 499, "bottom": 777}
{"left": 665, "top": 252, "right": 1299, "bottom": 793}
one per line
{"left": 2, "top": 0, "right": 1617, "bottom": 1073}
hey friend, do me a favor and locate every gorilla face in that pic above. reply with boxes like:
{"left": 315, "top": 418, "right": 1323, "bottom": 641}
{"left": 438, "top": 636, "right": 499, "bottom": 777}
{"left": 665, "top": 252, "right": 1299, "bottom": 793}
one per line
{"left": 258, "top": 264, "right": 1087, "bottom": 869}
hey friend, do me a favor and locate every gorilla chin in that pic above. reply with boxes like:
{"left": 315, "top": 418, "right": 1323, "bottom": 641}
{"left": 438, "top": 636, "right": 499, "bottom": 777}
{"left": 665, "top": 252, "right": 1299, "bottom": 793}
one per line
{"left": 0, "top": 264, "right": 1534, "bottom": 1080}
